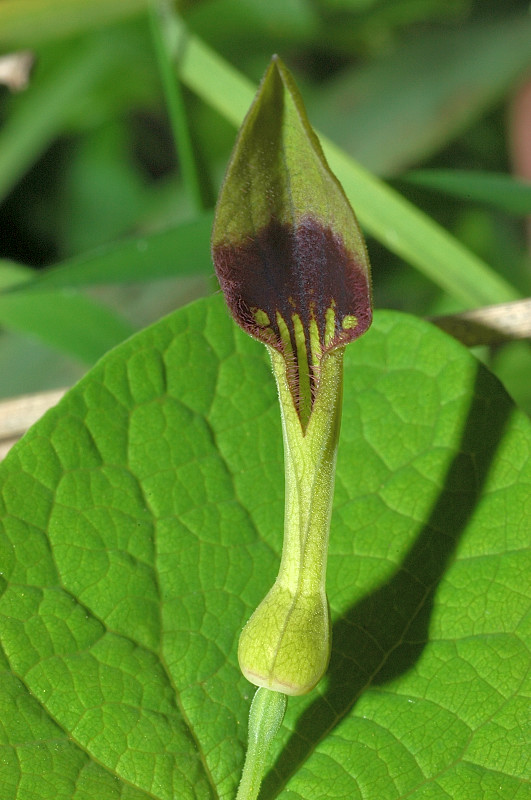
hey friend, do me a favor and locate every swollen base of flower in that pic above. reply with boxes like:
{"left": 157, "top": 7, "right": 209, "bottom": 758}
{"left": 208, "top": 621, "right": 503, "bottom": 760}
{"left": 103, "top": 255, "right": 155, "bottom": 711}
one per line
{"left": 238, "top": 581, "right": 331, "bottom": 696}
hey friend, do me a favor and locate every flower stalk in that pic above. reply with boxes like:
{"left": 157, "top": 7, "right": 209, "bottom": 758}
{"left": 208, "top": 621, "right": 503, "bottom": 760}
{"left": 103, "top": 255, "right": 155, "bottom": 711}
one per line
{"left": 238, "top": 346, "right": 343, "bottom": 694}
{"left": 236, "top": 688, "right": 287, "bottom": 800}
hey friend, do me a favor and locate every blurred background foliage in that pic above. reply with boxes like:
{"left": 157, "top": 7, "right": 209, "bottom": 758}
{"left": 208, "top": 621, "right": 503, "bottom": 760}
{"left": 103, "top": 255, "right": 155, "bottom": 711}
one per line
{"left": 0, "top": 0, "right": 530, "bottom": 411}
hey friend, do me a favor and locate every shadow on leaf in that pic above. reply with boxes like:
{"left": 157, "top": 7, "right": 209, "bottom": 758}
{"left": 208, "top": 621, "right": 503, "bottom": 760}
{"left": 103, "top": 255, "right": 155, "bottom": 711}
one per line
{"left": 262, "top": 364, "right": 514, "bottom": 798}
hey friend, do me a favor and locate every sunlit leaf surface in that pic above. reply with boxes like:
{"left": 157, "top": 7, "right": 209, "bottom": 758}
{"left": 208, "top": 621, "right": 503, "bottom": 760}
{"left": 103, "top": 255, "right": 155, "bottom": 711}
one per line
{"left": 0, "top": 295, "right": 529, "bottom": 798}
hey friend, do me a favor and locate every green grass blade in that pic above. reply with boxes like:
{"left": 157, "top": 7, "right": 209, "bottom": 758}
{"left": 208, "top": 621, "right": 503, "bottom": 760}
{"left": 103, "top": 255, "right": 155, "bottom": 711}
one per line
{"left": 404, "top": 169, "right": 531, "bottom": 216}
{"left": 324, "top": 143, "right": 519, "bottom": 307}
{"left": 174, "top": 20, "right": 519, "bottom": 308}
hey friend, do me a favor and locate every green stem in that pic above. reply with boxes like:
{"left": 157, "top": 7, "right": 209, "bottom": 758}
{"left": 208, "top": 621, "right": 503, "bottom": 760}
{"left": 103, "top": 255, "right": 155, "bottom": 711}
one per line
{"left": 236, "top": 687, "right": 287, "bottom": 800}
{"left": 149, "top": 0, "right": 204, "bottom": 213}
{"left": 238, "top": 348, "right": 344, "bottom": 695}
{"left": 275, "top": 347, "right": 343, "bottom": 595}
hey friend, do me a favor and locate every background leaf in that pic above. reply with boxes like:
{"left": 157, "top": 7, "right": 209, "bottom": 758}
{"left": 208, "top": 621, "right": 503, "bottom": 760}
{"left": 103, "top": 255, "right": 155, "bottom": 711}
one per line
{"left": 12, "top": 214, "right": 214, "bottom": 292}
{"left": 0, "top": 260, "right": 134, "bottom": 363}
{"left": 310, "top": 14, "right": 531, "bottom": 176}
{"left": 0, "top": 288, "right": 134, "bottom": 363}
{"left": 0, "top": 0, "right": 150, "bottom": 48}
{"left": 0, "top": 38, "right": 122, "bottom": 203}
{"left": 1, "top": 294, "right": 529, "bottom": 799}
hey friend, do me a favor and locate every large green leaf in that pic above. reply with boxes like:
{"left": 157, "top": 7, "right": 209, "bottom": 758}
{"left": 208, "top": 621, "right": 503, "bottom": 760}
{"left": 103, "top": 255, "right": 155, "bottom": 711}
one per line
{"left": 0, "top": 295, "right": 529, "bottom": 799}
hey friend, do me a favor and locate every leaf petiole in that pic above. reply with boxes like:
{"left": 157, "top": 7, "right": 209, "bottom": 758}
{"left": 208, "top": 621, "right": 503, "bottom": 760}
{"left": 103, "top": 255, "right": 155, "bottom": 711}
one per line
{"left": 236, "top": 688, "right": 287, "bottom": 800}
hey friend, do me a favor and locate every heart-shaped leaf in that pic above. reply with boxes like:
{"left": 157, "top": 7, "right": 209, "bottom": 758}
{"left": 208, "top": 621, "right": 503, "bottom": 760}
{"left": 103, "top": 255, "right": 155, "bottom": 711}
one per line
{"left": 1, "top": 295, "right": 529, "bottom": 799}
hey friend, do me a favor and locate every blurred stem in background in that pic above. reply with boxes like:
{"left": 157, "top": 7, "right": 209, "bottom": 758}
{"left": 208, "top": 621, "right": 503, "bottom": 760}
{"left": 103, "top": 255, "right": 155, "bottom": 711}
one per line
{"left": 148, "top": 0, "right": 205, "bottom": 215}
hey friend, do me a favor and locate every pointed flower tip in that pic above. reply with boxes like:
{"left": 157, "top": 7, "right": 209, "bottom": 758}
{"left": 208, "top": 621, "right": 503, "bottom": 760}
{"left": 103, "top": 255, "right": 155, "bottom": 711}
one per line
{"left": 212, "top": 57, "right": 372, "bottom": 420}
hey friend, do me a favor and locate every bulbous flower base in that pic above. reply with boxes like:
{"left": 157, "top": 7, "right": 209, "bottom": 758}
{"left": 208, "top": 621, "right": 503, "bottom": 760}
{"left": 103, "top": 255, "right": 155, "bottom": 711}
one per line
{"left": 238, "top": 582, "right": 331, "bottom": 696}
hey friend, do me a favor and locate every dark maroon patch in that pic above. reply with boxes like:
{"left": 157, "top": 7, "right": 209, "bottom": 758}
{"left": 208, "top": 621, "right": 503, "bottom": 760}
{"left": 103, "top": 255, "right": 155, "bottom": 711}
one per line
{"left": 213, "top": 215, "right": 372, "bottom": 368}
